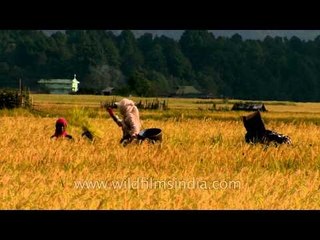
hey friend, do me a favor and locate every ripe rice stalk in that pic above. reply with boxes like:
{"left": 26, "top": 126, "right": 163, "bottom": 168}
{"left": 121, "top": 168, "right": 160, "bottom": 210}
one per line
{"left": 68, "top": 107, "right": 103, "bottom": 141}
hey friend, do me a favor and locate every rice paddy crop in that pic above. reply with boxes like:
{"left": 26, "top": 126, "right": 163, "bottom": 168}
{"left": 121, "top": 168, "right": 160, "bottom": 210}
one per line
{"left": 1, "top": 95, "right": 320, "bottom": 209}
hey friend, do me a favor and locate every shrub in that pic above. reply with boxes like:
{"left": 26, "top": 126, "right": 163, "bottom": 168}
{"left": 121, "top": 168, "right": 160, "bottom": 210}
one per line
{"left": 0, "top": 88, "right": 31, "bottom": 109}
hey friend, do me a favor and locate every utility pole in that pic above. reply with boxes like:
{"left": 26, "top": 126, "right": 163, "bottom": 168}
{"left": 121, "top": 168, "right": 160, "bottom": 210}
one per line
{"left": 19, "top": 78, "right": 22, "bottom": 94}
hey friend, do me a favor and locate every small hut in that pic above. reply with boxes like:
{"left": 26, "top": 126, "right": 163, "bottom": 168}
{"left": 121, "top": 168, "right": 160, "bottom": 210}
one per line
{"left": 101, "top": 87, "right": 115, "bottom": 95}
{"left": 232, "top": 102, "right": 267, "bottom": 112}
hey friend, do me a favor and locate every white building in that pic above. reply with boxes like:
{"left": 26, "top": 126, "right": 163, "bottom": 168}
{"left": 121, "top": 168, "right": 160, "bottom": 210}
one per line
{"left": 71, "top": 74, "right": 80, "bottom": 92}
{"left": 38, "top": 74, "right": 80, "bottom": 94}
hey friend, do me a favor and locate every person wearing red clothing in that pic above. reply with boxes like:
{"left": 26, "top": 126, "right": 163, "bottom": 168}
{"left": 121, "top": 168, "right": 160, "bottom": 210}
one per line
{"left": 50, "top": 118, "right": 73, "bottom": 140}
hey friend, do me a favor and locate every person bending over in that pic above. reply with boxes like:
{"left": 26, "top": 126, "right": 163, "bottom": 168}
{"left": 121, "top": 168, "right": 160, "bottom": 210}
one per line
{"left": 107, "top": 98, "right": 141, "bottom": 146}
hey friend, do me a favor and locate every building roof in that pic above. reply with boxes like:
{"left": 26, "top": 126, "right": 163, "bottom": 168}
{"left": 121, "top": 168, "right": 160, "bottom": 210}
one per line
{"left": 102, "top": 87, "right": 115, "bottom": 92}
{"left": 38, "top": 79, "right": 73, "bottom": 84}
{"left": 176, "top": 86, "right": 201, "bottom": 95}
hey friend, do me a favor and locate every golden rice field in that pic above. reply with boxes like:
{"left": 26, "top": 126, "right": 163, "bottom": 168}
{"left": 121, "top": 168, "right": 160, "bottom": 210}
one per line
{"left": 1, "top": 94, "right": 320, "bottom": 209}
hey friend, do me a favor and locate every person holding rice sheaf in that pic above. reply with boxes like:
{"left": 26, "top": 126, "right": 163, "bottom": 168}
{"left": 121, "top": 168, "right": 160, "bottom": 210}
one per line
{"left": 107, "top": 98, "right": 141, "bottom": 146}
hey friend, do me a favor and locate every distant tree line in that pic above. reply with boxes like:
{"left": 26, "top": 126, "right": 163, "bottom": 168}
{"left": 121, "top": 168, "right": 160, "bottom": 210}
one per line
{"left": 1, "top": 30, "right": 320, "bottom": 101}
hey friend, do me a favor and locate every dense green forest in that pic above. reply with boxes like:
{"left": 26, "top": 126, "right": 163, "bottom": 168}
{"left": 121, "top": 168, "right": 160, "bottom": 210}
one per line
{"left": 1, "top": 30, "right": 320, "bottom": 101}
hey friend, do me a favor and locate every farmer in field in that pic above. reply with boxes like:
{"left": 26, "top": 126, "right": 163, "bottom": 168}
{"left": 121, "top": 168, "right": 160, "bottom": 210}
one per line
{"left": 50, "top": 117, "right": 73, "bottom": 140}
{"left": 242, "top": 111, "right": 291, "bottom": 145}
{"left": 107, "top": 98, "right": 141, "bottom": 146}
